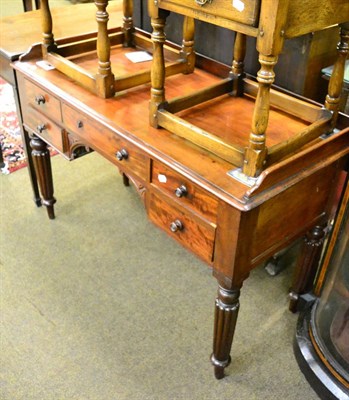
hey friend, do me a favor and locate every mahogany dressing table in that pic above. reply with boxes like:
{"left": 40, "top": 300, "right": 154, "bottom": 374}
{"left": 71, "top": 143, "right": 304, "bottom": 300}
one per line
{"left": 12, "top": 0, "right": 349, "bottom": 379}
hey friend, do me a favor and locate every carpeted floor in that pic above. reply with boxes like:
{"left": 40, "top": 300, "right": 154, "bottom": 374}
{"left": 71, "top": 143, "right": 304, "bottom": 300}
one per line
{"left": 0, "top": 78, "right": 26, "bottom": 174}
{"left": 0, "top": 150, "right": 320, "bottom": 400}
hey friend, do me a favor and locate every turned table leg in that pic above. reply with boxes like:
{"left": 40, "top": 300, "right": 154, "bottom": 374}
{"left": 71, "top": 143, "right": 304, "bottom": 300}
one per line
{"left": 30, "top": 134, "right": 56, "bottom": 219}
{"left": 289, "top": 224, "right": 326, "bottom": 312}
{"left": 211, "top": 284, "right": 241, "bottom": 379}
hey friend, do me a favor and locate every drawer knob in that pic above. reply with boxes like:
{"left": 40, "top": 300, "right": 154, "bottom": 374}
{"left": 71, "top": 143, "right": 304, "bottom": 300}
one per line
{"left": 115, "top": 149, "right": 129, "bottom": 161}
{"left": 77, "top": 120, "right": 84, "bottom": 128}
{"left": 170, "top": 219, "right": 184, "bottom": 233}
{"left": 36, "top": 124, "right": 47, "bottom": 133}
{"left": 175, "top": 185, "right": 188, "bottom": 198}
{"left": 35, "top": 95, "right": 46, "bottom": 105}
{"left": 195, "top": 0, "right": 212, "bottom": 6}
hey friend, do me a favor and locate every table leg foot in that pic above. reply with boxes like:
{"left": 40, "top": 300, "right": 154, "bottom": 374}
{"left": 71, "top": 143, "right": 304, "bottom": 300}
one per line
{"left": 211, "top": 354, "right": 231, "bottom": 379}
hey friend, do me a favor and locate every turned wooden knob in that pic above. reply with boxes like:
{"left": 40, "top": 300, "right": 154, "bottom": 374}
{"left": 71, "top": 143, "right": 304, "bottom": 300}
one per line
{"left": 36, "top": 124, "right": 47, "bottom": 133}
{"left": 170, "top": 219, "right": 183, "bottom": 233}
{"left": 115, "top": 149, "right": 129, "bottom": 161}
{"left": 77, "top": 120, "right": 84, "bottom": 128}
{"left": 35, "top": 95, "right": 45, "bottom": 105}
{"left": 175, "top": 185, "right": 188, "bottom": 198}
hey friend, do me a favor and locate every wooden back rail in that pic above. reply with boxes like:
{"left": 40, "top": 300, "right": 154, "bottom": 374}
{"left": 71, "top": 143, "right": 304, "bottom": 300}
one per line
{"left": 38, "top": 0, "right": 195, "bottom": 98}
{"left": 148, "top": 0, "right": 349, "bottom": 180}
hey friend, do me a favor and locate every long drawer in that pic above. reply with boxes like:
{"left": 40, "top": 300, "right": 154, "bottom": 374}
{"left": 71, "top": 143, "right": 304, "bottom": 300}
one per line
{"left": 148, "top": 189, "right": 216, "bottom": 264}
{"left": 62, "top": 103, "right": 149, "bottom": 182}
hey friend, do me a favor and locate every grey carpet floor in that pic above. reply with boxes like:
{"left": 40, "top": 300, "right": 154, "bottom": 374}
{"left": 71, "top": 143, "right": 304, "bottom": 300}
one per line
{"left": 0, "top": 152, "right": 319, "bottom": 399}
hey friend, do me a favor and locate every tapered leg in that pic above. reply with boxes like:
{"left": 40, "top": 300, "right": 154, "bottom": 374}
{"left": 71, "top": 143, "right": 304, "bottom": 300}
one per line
{"left": 289, "top": 225, "right": 326, "bottom": 312}
{"left": 30, "top": 134, "right": 56, "bottom": 219}
{"left": 211, "top": 285, "right": 241, "bottom": 379}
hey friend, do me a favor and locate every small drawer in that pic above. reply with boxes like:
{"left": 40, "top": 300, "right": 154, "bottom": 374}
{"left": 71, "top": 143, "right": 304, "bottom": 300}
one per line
{"left": 151, "top": 160, "right": 218, "bottom": 223}
{"left": 22, "top": 78, "right": 62, "bottom": 123}
{"left": 148, "top": 190, "right": 216, "bottom": 264}
{"left": 23, "top": 106, "right": 65, "bottom": 154}
{"left": 62, "top": 103, "right": 148, "bottom": 181}
{"left": 158, "top": 0, "right": 260, "bottom": 26}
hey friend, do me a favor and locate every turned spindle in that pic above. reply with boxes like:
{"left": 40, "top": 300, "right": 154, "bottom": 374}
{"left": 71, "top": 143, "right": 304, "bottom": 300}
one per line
{"left": 95, "top": 0, "right": 115, "bottom": 98}
{"left": 243, "top": 54, "right": 278, "bottom": 177}
{"left": 150, "top": 11, "right": 169, "bottom": 127}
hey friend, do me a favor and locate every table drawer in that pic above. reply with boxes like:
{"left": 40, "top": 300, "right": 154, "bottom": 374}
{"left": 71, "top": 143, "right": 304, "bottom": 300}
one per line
{"left": 151, "top": 160, "right": 218, "bottom": 223}
{"left": 148, "top": 190, "right": 216, "bottom": 263}
{"left": 62, "top": 103, "right": 148, "bottom": 181}
{"left": 23, "top": 106, "right": 65, "bottom": 154}
{"left": 157, "top": 0, "right": 260, "bottom": 26}
{"left": 22, "top": 78, "right": 62, "bottom": 123}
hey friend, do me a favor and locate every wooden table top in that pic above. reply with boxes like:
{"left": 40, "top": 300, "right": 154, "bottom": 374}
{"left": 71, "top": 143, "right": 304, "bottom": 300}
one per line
{"left": 14, "top": 54, "right": 349, "bottom": 210}
{"left": 0, "top": 1, "right": 123, "bottom": 60}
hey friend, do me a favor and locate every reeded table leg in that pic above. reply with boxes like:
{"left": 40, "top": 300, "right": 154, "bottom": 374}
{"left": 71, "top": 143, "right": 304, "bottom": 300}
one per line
{"left": 30, "top": 134, "right": 56, "bottom": 219}
{"left": 23, "top": 128, "right": 41, "bottom": 206}
{"left": 289, "top": 224, "right": 326, "bottom": 312}
{"left": 211, "top": 284, "right": 241, "bottom": 379}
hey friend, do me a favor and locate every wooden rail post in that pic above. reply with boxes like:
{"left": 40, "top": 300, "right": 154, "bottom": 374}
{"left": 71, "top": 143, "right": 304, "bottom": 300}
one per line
{"left": 150, "top": 11, "right": 169, "bottom": 127}
{"left": 40, "top": 0, "right": 56, "bottom": 55}
{"left": 95, "top": 0, "right": 115, "bottom": 98}
{"left": 231, "top": 32, "right": 246, "bottom": 97}
{"left": 180, "top": 16, "right": 195, "bottom": 74}
{"left": 243, "top": 54, "right": 277, "bottom": 177}
{"left": 123, "top": 0, "right": 134, "bottom": 47}
{"left": 325, "top": 22, "right": 349, "bottom": 130}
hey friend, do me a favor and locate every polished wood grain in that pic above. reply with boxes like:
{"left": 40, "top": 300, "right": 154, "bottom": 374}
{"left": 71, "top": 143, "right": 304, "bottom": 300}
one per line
{"left": 23, "top": 106, "right": 65, "bottom": 155}
{"left": 62, "top": 102, "right": 150, "bottom": 182}
{"left": 147, "top": 189, "right": 216, "bottom": 263}
{"left": 151, "top": 160, "right": 219, "bottom": 222}
{"left": 22, "top": 77, "right": 62, "bottom": 123}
